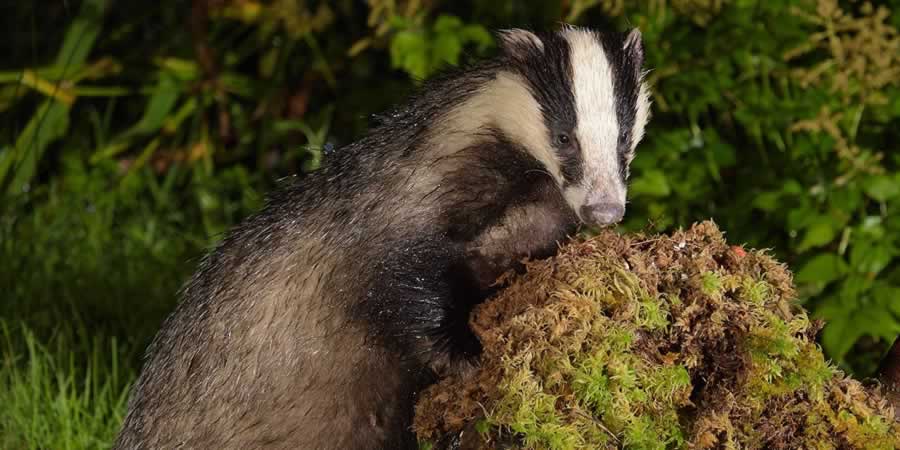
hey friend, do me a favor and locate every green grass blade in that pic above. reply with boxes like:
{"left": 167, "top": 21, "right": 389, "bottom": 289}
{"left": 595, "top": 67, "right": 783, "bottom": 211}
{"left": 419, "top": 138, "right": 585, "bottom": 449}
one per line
{"left": 1, "top": 0, "right": 111, "bottom": 195}
{"left": 54, "top": 0, "right": 112, "bottom": 69}
{"left": 3, "top": 100, "right": 70, "bottom": 195}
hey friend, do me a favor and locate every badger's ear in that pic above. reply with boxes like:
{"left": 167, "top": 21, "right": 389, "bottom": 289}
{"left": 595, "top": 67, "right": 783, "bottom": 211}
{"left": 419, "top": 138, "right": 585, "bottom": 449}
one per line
{"left": 496, "top": 28, "right": 543, "bottom": 59}
{"left": 623, "top": 28, "right": 645, "bottom": 68}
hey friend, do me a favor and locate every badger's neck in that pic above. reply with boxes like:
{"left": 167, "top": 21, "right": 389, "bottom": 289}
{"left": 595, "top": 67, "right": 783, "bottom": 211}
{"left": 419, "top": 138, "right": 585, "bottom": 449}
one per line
{"left": 367, "top": 69, "right": 571, "bottom": 240}
{"left": 420, "top": 71, "right": 558, "bottom": 182}
{"left": 319, "top": 66, "right": 571, "bottom": 255}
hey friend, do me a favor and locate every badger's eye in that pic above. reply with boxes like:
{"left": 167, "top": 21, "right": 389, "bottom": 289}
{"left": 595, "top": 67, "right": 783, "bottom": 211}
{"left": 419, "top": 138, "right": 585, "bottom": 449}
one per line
{"left": 555, "top": 133, "right": 571, "bottom": 146}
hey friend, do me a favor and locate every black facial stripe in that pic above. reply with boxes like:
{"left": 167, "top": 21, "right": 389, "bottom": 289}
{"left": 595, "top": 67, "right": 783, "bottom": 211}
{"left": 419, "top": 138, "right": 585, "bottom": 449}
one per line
{"left": 558, "top": 142, "right": 583, "bottom": 187}
{"left": 595, "top": 31, "right": 641, "bottom": 183}
{"left": 506, "top": 32, "right": 583, "bottom": 186}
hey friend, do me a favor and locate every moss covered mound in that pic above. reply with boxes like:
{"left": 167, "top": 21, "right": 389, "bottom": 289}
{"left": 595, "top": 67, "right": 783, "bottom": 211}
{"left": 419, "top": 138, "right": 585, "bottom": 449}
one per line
{"left": 414, "top": 221, "right": 900, "bottom": 449}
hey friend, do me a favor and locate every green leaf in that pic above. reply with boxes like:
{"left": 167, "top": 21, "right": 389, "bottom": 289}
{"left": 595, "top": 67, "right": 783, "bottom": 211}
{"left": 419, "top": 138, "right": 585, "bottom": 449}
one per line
{"left": 787, "top": 204, "right": 818, "bottom": 230}
{"left": 432, "top": 33, "right": 462, "bottom": 67}
{"left": 432, "top": 15, "right": 463, "bottom": 34}
{"left": 90, "top": 73, "right": 180, "bottom": 163}
{"left": 782, "top": 179, "right": 803, "bottom": 195}
{"left": 856, "top": 306, "right": 900, "bottom": 344}
{"left": 752, "top": 191, "right": 780, "bottom": 212}
{"left": 795, "top": 253, "right": 848, "bottom": 284}
{"left": 54, "top": 0, "right": 111, "bottom": 69}
{"left": 459, "top": 25, "right": 494, "bottom": 52}
{"left": 630, "top": 170, "right": 671, "bottom": 197}
{"left": 156, "top": 57, "right": 200, "bottom": 81}
{"left": 858, "top": 216, "right": 885, "bottom": 239}
{"left": 259, "top": 48, "right": 279, "bottom": 79}
{"left": 872, "top": 282, "right": 900, "bottom": 317}
{"left": 862, "top": 175, "right": 900, "bottom": 202}
{"left": 850, "top": 240, "right": 895, "bottom": 276}
{"left": 1, "top": 0, "right": 110, "bottom": 194}
{"left": 390, "top": 30, "right": 428, "bottom": 80}
{"left": 820, "top": 313, "right": 860, "bottom": 362}
{"left": 388, "top": 15, "right": 412, "bottom": 29}
{"left": 796, "top": 217, "right": 839, "bottom": 251}
{"left": 829, "top": 186, "right": 863, "bottom": 213}
{"left": 130, "top": 73, "right": 180, "bottom": 136}
{"left": 2, "top": 100, "right": 70, "bottom": 195}
{"left": 705, "top": 130, "right": 736, "bottom": 168}
{"left": 839, "top": 274, "right": 873, "bottom": 300}
{"left": 816, "top": 296, "right": 859, "bottom": 362}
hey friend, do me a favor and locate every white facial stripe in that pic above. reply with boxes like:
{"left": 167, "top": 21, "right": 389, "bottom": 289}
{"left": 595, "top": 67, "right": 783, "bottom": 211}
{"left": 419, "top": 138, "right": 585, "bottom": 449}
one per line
{"left": 628, "top": 83, "right": 651, "bottom": 165}
{"left": 434, "top": 72, "right": 561, "bottom": 182}
{"left": 564, "top": 29, "right": 625, "bottom": 205}
{"left": 482, "top": 73, "right": 558, "bottom": 179}
{"left": 563, "top": 185, "right": 588, "bottom": 221}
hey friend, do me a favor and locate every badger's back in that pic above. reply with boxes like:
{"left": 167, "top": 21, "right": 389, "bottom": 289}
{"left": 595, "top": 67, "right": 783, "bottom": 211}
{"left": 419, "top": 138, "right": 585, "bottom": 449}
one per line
{"left": 116, "top": 145, "right": 431, "bottom": 445}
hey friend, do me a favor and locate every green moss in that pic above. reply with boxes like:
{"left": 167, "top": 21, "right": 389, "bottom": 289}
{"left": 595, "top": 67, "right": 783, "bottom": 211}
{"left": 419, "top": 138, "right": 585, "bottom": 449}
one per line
{"left": 475, "top": 419, "right": 491, "bottom": 435}
{"left": 622, "top": 415, "right": 672, "bottom": 450}
{"left": 833, "top": 409, "right": 897, "bottom": 450}
{"left": 572, "top": 351, "right": 614, "bottom": 413}
{"left": 745, "top": 310, "right": 836, "bottom": 403}
{"left": 740, "top": 278, "right": 770, "bottom": 305}
{"left": 642, "top": 365, "right": 691, "bottom": 404}
{"left": 637, "top": 297, "right": 669, "bottom": 330}
{"left": 700, "top": 271, "right": 723, "bottom": 297}
{"left": 415, "top": 222, "right": 900, "bottom": 449}
{"left": 479, "top": 261, "right": 689, "bottom": 449}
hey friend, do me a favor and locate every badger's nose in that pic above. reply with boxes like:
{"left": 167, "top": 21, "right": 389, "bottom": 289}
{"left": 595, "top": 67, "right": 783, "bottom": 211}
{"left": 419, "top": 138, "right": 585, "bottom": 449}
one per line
{"left": 580, "top": 203, "right": 625, "bottom": 227}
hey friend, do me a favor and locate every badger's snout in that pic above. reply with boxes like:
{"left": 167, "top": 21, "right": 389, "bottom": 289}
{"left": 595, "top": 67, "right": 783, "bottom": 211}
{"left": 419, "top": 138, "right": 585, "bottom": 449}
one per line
{"left": 580, "top": 202, "right": 625, "bottom": 227}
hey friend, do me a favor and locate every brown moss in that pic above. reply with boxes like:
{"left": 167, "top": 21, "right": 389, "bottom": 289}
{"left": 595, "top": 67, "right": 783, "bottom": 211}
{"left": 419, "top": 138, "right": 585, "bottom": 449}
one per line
{"left": 414, "top": 221, "right": 900, "bottom": 449}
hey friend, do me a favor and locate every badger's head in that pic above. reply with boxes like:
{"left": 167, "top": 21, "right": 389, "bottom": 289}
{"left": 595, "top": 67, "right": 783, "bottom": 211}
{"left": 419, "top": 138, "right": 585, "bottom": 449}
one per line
{"left": 486, "top": 25, "right": 652, "bottom": 227}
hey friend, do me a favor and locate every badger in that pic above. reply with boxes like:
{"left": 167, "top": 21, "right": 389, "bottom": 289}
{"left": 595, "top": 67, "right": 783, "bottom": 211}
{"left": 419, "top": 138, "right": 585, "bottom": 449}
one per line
{"left": 114, "top": 25, "right": 652, "bottom": 450}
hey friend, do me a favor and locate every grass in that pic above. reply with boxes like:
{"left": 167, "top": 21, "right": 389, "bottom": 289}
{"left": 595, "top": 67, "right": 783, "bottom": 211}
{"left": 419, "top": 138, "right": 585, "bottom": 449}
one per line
{"left": 0, "top": 322, "right": 135, "bottom": 450}
{"left": 0, "top": 156, "right": 263, "bottom": 448}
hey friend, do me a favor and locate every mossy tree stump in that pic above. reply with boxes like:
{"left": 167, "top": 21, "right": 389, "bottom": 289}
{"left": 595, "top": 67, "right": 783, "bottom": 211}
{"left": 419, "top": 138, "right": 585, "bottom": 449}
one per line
{"left": 415, "top": 222, "right": 900, "bottom": 450}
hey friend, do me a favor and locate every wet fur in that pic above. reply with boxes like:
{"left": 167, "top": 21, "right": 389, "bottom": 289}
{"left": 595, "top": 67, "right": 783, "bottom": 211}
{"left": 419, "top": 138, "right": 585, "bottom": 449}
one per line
{"left": 115, "top": 27, "right": 643, "bottom": 450}
{"left": 114, "top": 62, "right": 578, "bottom": 449}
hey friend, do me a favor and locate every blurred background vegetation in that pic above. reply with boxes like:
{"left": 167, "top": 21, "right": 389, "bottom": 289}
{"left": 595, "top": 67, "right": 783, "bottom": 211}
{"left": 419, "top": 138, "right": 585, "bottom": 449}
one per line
{"left": 1, "top": 0, "right": 898, "bottom": 447}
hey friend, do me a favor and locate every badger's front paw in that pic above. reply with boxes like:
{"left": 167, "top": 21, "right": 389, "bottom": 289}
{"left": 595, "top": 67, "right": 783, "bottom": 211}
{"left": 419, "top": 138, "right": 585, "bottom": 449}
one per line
{"left": 425, "top": 346, "right": 479, "bottom": 380}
